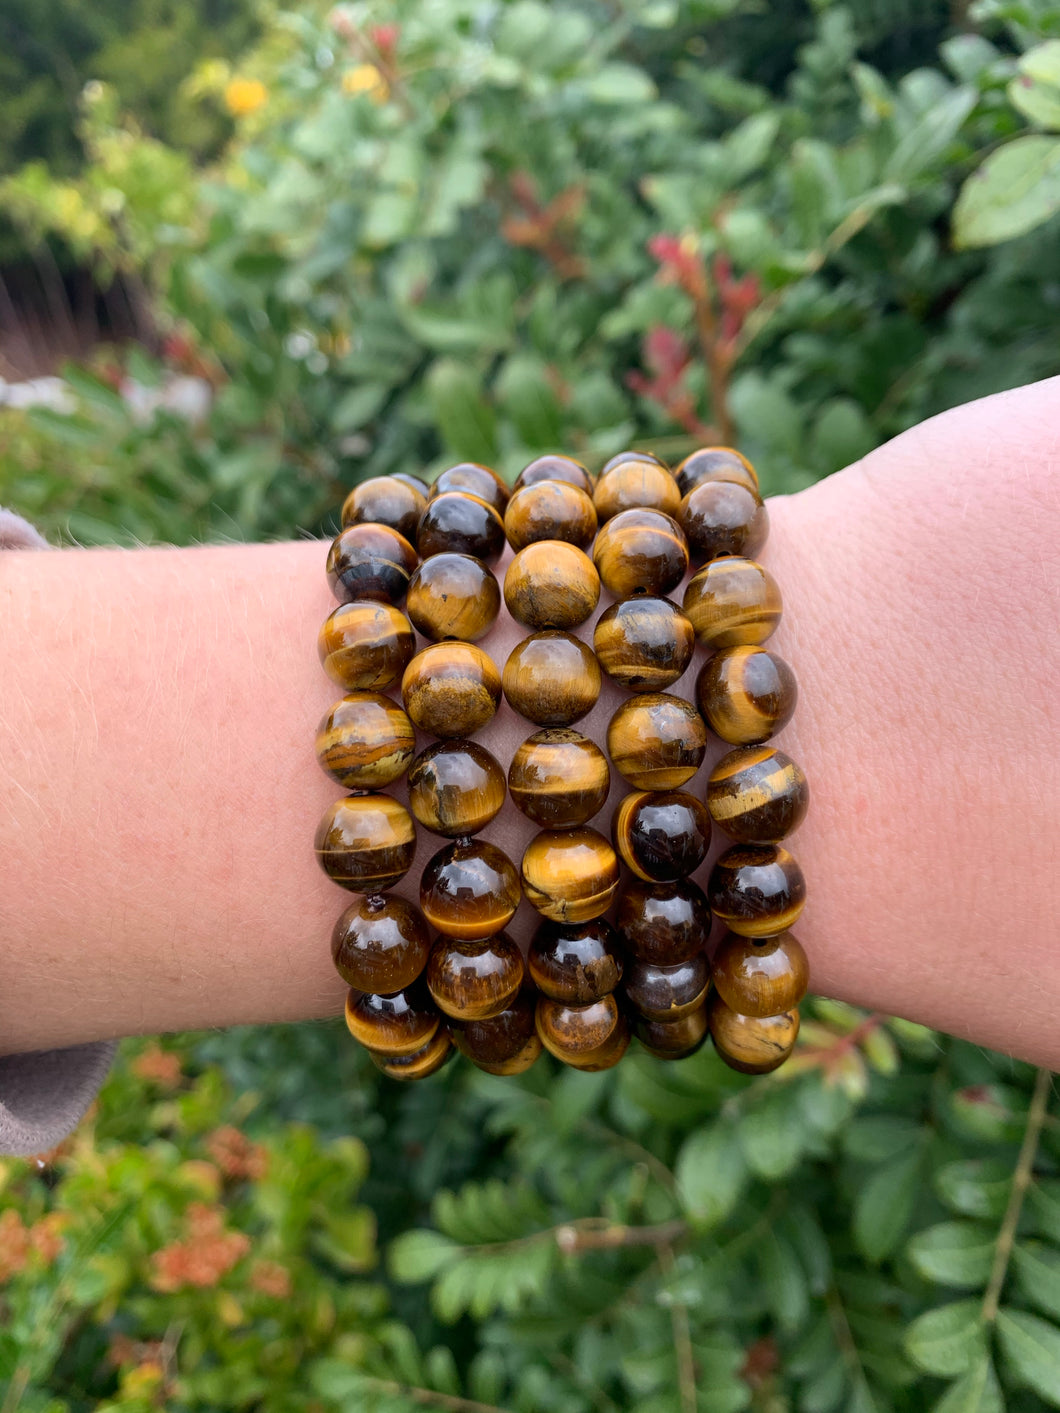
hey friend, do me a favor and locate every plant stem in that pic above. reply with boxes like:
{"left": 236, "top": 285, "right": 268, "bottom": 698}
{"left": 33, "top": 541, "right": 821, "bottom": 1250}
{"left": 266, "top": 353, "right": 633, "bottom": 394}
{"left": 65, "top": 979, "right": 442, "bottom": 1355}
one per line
{"left": 659, "top": 1244, "right": 697, "bottom": 1413}
{"left": 824, "top": 1283, "right": 867, "bottom": 1391}
{"left": 349, "top": 1377, "right": 513, "bottom": 1413}
{"left": 553, "top": 1217, "right": 689, "bottom": 1253}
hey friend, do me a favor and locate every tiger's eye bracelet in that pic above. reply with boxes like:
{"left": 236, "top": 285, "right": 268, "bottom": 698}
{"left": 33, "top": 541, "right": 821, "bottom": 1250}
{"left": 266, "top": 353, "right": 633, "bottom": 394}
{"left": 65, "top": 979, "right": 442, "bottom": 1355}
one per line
{"left": 315, "top": 448, "right": 810, "bottom": 1080}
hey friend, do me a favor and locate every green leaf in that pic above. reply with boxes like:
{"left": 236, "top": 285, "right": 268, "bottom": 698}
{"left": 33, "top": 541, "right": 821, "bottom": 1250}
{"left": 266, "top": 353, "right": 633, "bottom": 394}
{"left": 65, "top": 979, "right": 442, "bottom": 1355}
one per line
{"left": 953, "top": 136, "right": 1060, "bottom": 249}
{"left": 933, "top": 1356, "right": 1004, "bottom": 1413}
{"left": 675, "top": 1123, "right": 748, "bottom": 1232}
{"left": 934, "top": 1159, "right": 1012, "bottom": 1220}
{"left": 331, "top": 383, "right": 390, "bottom": 433}
{"left": 494, "top": 354, "right": 563, "bottom": 449}
{"left": 904, "top": 1301, "right": 985, "bottom": 1378}
{"left": 907, "top": 1222, "right": 996, "bottom": 1289}
{"left": 1013, "top": 1242, "right": 1060, "bottom": 1322}
{"left": 1029, "top": 1181, "right": 1060, "bottom": 1242}
{"left": 723, "top": 112, "right": 781, "bottom": 182}
{"left": 425, "top": 359, "right": 499, "bottom": 464}
{"left": 738, "top": 1088, "right": 806, "bottom": 1180}
{"left": 756, "top": 1231, "right": 809, "bottom": 1333}
{"left": 388, "top": 1229, "right": 460, "bottom": 1284}
{"left": 853, "top": 1148, "right": 921, "bottom": 1263}
{"left": 884, "top": 86, "right": 977, "bottom": 184}
{"left": 583, "top": 64, "right": 657, "bottom": 105}
{"left": 1009, "top": 76, "right": 1060, "bottom": 131}
{"left": 1020, "top": 40, "right": 1060, "bottom": 88}
{"left": 996, "top": 1308, "right": 1060, "bottom": 1404}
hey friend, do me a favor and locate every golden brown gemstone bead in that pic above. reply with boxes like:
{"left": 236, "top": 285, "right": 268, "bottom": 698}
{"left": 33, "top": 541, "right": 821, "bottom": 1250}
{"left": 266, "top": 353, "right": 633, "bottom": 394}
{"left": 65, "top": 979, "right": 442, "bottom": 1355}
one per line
{"left": 634, "top": 1005, "right": 710, "bottom": 1060}
{"left": 508, "top": 729, "right": 610, "bottom": 827}
{"left": 370, "top": 1028, "right": 453, "bottom": 1080}
{"left": 602, "top": 450, "right": 668, "bottom": 472}
{"left": 430, "top": 462, "right": 510, "bottom": 514}
{"left": 708, "top": 844, "right": 806, "bottom": 937}
{"left": 711, "top": 931, "right": 809, "bottom": 1018}
{"left": 450, "top": 990, "right": 543, "bottom": 1075}
{"left": 392, "top": 472, "right": 430, "bottom": 498}
{"left": 401, "top": 643, "right": 501, "bottom": 738}
{"left": 407, "top": 740, "right": 506, "bottom": 838}
{"left": 504, "top": 542, "right": 600, "bottom": 630}
{"left": 341, "top": 475, "right": 426, "bottom": 543}
{"left": 315, "top": 691, "right": 416, "bottom": 791}
{"left": 521, "top": 827, "right": 620, "bottom": 924}
{"left": 426, "top": 933, "right": 525, "bottom": 1021}
{"left": 675, "top": 447, "right": 758, "bottom": 498}
{"left": 318, "top": 601, "right": 416, "bottom": 692}
{"left": 706, "top": 745, "right": 808, "bottom": 842}
{"left": 593, "top": 459, "right": 680, "bottom": 523}
{"left": 504, "top": 481, "right": 598, "bottom": 552}
{"left": 528, "top": 918, "right": 624, "bottom": 1004}
{"left": 682, "top": 556, "right": 781, "bottom": 647}
{"left": 406, "top": 552, "right": 500, "bottom": 642}
{"left": 592, "top": 508, "right": 689, "bottom": 599}
{"left": 678, "top": 481, "right": 769, "bottom": 564}
{"left": 502, "top": 631, "right": 601, "bottom": 725}
{"left": 326, "top": 523, "right": 418, "bottom": 604}
{"left": 613, "top": 790, "right": 712, "bottom": 882}
{"left": 708, "top": 993, "right": 800, "bottom": 1074}
{"left": 420, "top": 838, "right": 521, "bottom": 939}
{"left": 315, "top": 794, "right": 416, "bottom": 893}
{"left": 616, "top": 879, "right": 711, "bottom": 965}
{"left": 417, "top": 491, "right": 507, "bottom": 563}
{"left": 696, "top": 646, "right": 798, "bottom": 746}
{"left": 593, "top": 597, "right": 695, "bottom": 694}
{"left": 331, "top": 895, "right": 431, "bottom": 993}
{"left": 344, "top": 981, "right": 439, "bottom": 1056}
{"left": 535, "top": 993, "right": 630, "bottom": 1071}
{"left": 606, "top": 693, "right": 707, "bottom": 790}
{"left": 512, "top": 454, "right": 594, "bottom": 498}
{"left": 623, "top": 953, "right": 710, "bottom": 1021}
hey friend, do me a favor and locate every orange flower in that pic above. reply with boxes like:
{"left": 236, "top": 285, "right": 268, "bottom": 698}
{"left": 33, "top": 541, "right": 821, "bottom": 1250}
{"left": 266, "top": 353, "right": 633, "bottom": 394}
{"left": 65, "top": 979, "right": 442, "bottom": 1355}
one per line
{"left": 150, "top": 1203, "right": 250, "bottom": 1291}
{"left": 342, "top": 64, "right": 389, "bottom": 103}
{"left": 249, "top": 1259, "right": 292, "bottom": 1298}
{"left": 224, "top": 78, "right": 268, "bottom": 117}
{"left": 132, "top": 1045, "right": 183, "bottom": 1089}
{"left": 205, "top": 1126, "right": 268, "bottom": 1181}
{"left": 0, "top": 1209, "right": 29, "bottom": 1282}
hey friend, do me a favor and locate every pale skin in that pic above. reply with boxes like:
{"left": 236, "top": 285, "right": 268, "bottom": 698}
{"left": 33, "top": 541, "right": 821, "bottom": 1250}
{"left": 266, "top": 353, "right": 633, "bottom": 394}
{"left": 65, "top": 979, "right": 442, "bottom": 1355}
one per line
{"left": 0, "top": 376, "right": 1057, "bottom": 1064}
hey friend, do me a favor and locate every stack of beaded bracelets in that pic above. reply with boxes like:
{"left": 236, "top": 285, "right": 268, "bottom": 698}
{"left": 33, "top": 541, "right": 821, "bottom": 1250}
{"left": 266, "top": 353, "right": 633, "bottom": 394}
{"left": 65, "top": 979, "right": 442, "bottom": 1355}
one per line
{"left": 314, "top": 447, "right": 810, "bottom": 1081}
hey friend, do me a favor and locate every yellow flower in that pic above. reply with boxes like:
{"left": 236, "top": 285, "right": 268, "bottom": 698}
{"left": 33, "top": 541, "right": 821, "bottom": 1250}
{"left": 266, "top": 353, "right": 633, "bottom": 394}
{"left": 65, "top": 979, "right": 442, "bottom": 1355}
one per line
{"left": 342, "top": 64, "right": 389, "bottom": 103}
{"left": 224, "top": 77, "right": 268, "bottom": 117}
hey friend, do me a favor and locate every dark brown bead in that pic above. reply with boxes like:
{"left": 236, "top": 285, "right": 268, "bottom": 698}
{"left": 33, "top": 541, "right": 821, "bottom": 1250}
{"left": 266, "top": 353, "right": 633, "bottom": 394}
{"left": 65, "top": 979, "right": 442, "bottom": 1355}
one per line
{"left": 341, "top": 475, "right": 426, "bottom": 542}
{"left": 528, "top": 918, "right": 624, "bottom": 1003}
{"left": 504, "top": 481, "right": 598, "bottom": 552}
{"left": 606, "top": 693, "right": 707, "bottom": 790}
{"left": 634, "top": 1005, "right": 709, "bottom": 1060}
{"left": 593, "top": 597, "right": 695, "bottom": 694}
{"left": 512, "top": 455, "right": 594, "bottom": 497}
{"left": 711, "top": 931, "right": 809, "bottom": 1018}
{"left": 392, "top": 472, "right": 430, "bottom": 498}
{"left": 450, "top": 989, "right": 543, "bottom": 1075}
{"left": 331, "top": 895, "right": 431, "bottom": 993}
{"left": 617, "top": 879, "right": 712, "bottom": 965}
{"left": 315, "top": 795, "right": 416, "bottom": 893}
{"left": 592, "top": 508, "right": 689, "bottom": 598}
{"left": 708, "top": 992, "right": 799, "bottom": 1074}
{"left": 420, "top": 838, "right": 521, "bottom": 939}
{"left": 407, "top": 740, "right": 506, "bottom": 838}
{"left": 315, "top": 691, "right": 415, "bottom": 790}
{"left": 502, "top": 631, "right": 601, "bottom": 725}
{"left": 326, "top": 524, "right": 418, "bottom": 604}
{"left": 678, "top": 481, "right": 769, "bottom": 563}
{"left": 417, "top": 491, "right": 507, "bottom": 563}
{"left": 344, "top": 981, "right": 439, "bottom": 1056}
{"left": 535, "top": 993, "right": 630, "bottom": 1071}
{"left": 696, "top": 646, "right": 798, "bottom": 746}
{"left": 406, "top": 553, "right": 500, "bottom": 642}
{"left": 613, "top": 790, "right": 711, "bottom": 882}
{"left": 674, "top": 447, "right": 759, "bottom": 498}
{"left": 708, "top": 845, "right": 806, "bottom": 938}
{"left": 601, "top": 450, "right": 669, "bottom": 474}
{"left": 707, "top": 745, "right": 808, "bottom": 842}
{"left": 427, "top": 933, "right": 524, "bottom": 1021}
{"left": 504, "top": 542, "right": 600, "bottom": 630}
{"left": 401, "top": 643, "right": 501, "bottom": 738}
{"left": 521, "top": 827, "right": 620, "bottom": 924}
{"left": 369, "top": 1028, "right": 453, "bottom": 1080}
{"left": 430, "top": 462, "right": 509, "bottom": 514}
{"left": 682, "top": 556, "right": 781, "bottom": 647}
{"left": 318, "top": 601, "right": 415, "bottom": 692}
{"left": 623, "top": 953, "right": 710, "bottom": 1022}
{"left": 593, "top": 459, "right": 680, "bottom": 523}
{"left": 508, "top": 729, "right": 610, "bottom": 827}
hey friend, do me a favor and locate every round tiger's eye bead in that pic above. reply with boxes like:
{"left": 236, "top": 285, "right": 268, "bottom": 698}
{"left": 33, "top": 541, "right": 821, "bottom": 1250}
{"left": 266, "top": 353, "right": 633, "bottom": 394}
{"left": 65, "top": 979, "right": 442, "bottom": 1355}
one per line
{"left": 521, "top": 828, "right": 620, "bottom": 925}
{"left": 634, "top": 1005, "right": 710, "bottom": 1060}
{"left": 601, "top": 450, "right": 669, "bottom": 474}
{"left": 315, "top": 795, "right": 416, "bottom": 893}
{"left": 504, "top": 481, "right": 598, "bottom": 551}
{"left": 617, "top": 879, "right": 711, "bottom": 965}
{"left": 711, "top": 931, "right": 809, "bottom": 1018}
{"left": 508, "top": 729, "right": 610, "bottom": 827}
{"left": 392, "top": 472, "right": 430, "bottom": 498}
{"left": 512, "top": 454, "right": 594, "bottom": 497}
{"left": 420, "top": 839, "right": 521, "bottom": 939}
{"left": 316, "top": 692, "right": 416, "bottom": 791}
{"left": 417, "top": 492, "right": 507, "bottom": 564}
{"left": 682, "top": 556, "right": 781, "bottom": 647}
{"left": 593, "top": 459, "right": 680, "bottom": 523}
{"left": 675, "top": 447, "right": 758, "bottom": 499}
{"left": 341, "top": 475, "right": 426, "bottom": 543}
{"left": 401, "top": 643, "right": 501, "bottom": 738}
{"left": 344, "top": 981, "right": 439, "bottom": 1056}
{"left": 707, "top": 746, "right": 808, "bottom": 842}
{"left": 623, "top": 953, "right": 710, "bottom": 1021}
{"left": 504, "top": 542, "right": 600, "bottom": 630}
{"left": 593, "top": 598, "right": 695, "bottom": 694}
{"left": 528, "top": 918, "right": 624, "bottom": 1003}
{"left": 607, "top": 694, "right": 707, "bottom": 790}
{"left": 536, "top": 993, "right": 630, "bottom": 1071}
{"left": 427, "top": 933, "right": 524, "bottom": 1021}
{"left": 613, "top": 790, "right": 712, "bottom": 882}
{"left": 708, "top": 993, "right": 800, "bottom": 1074}
{"left": 450, "top": 990, "right": 542, "bottom": 1075}
{"left": 708, "top": 845, "right": 806, "bottom": 937}
{"left": 326, "top": 524, "right": 418, "bottom": 604}
{"left": 503, "top": 631, "right": 601, "bottom": 726}
{"left": 408, "top": 740, "right": 506, "bottom": 838}
{"left": 592, "top": 508, "right": 689, "bottom": 599}
{"left": 406, "top": 552, "right": 500, "bottom": 642}
{"left": 318, "top": 601, "right": 416, "bottom": 692}
{"left": 370, "top": 1028, "right": 453, "bottom": 1080}
{"left": 679, "top": 481, "right": 769, "bottom": 564}
{"left": 696, "top": 646, "right": 798, "bottom": 746}
{"left": 430, "top": 462, "right": 509, "bottom": 514}
{"left": 331, "top": 895, "right": 431, "bottom": 993}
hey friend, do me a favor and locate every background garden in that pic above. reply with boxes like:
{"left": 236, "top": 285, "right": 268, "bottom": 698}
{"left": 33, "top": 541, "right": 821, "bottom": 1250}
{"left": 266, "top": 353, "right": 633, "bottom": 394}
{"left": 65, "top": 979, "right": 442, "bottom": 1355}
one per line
{"left": 3, "top": 0, "right": 1060, "bottom": 1409}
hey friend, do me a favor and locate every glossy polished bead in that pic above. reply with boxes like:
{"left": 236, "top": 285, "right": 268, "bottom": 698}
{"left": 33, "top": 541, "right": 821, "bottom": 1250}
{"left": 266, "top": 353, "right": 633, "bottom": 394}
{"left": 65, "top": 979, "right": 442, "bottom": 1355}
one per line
{"left": 593, "top": 597, "right": 695, "bottom": 694}
{"left": 602, "top": 450, "right": 669, "bottom": 472}
{"left": 536, "top": 993, "right": 630, "bottom": 1071}
{"left": 326, "top": 524, "right": 418, "bottom": 604}
{"left": 450, "top": 990, "right": 543, "bottom": 1075}
{"left": 616, "top": 879, "right": 711, "bottom": 965}
{"left": 682, "top": 556, "right": 781, "bottom": 647}
{"left": 679, "top": 481, "right": 769, "bottom": 563}
{"left": 708, "top": 845, "right": 806, "bottom": 937}
{"left": 318, "top": 601, "right": 416, "bottom": 692}
{"left": 427, "top": 933, "right": 525, "bottom": 1021}
{"left": 593, "top": 459, "right": 680, "bottom": 523}
{"left": 512, "top": 454, "right": 594, "bottom": 497}
{"left": 708, "top": 993, "right": 800, "bottom": 1074}
{"left": 417, "top": 491, "right": 506, "bottom": 563}
{"left": 592, "top": 508, "right": 688, "bottom": 599}
{"left": 623, "top": 953, "right": 710, "bottom": 1021}
{"left": 613, "top": 790, "right": 711, "bottom": 882}
{"left": 528, "top": 918, "right": 624, "bottom": 1004}
{"left": 331, "top": 894, "right": 431, "bottom": 993}
{"left": 315, "top": 795, "right": 416, "bottom": 893}
{"left": 392, "top": 472, "right": 430, "bottom": 498}
{"left": 521, "top": 827, "right": 620, "bottom": 924}
{"left": 504, "top": 481, "right": 598, "bottom": 551}
{"left": 707, "top": 746, "right": 808, "bottom": 842}
{"left": 370, "top": 1028, "right": 453, "bottom": 1080}
{"left": 420, "top": 839, "right": 521, "bottom": 939}
{"left": 406, "top": 552, "right": 500, "bottom": 642}
{"left": 341, "top": 475, "right": 426, "bottom": 542}
{"left": 344, "top": 981, "right": 439, "bottom": 1056}
{"left": 430, "top": 462, "right": 509, "bottom": 514}
{"left": 607, "top": 693, "right": 707, "bottom": 790}
{"left": 315, "top": 692, "right": 415, "bottom": 790}
{"left": 711, "top": 931, "right": 809, "bottom": 1018}
{"left": 696, "top": 646, "right": 798, "bottom": 746}
{"left": 407, "top": 740, "right": 506, "bottom": 838}
{"left": 675, "top": 447, "right": 758, "bottom": 498}
{"left": 508, "top": 729, "right": 610, "bottom": 827}
{"left": 634, "top": 1005, "right": 710, "bottom": 1060}
{"left": 401, "top": 643, "right": 501, "bottom": 738}
{"left": 504, "top": 542, "right": 600, "bottom": 630}
{"left": 503, "top": 631, "right": 601, "bottom": 725}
